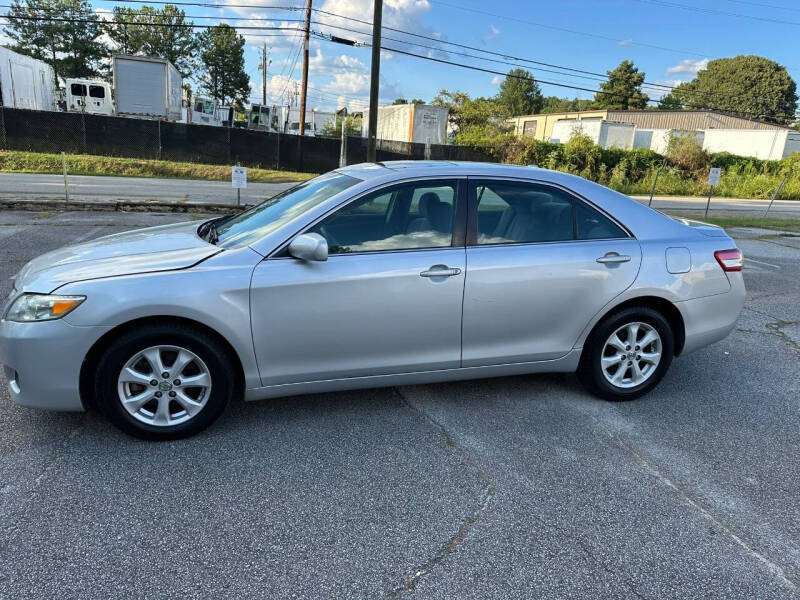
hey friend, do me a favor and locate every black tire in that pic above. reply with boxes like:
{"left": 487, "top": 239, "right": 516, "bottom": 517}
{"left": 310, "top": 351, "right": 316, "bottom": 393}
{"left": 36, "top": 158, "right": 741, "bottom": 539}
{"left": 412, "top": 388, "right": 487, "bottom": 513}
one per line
{"left": 94, "top": 323, "right": 235, "bottom": 440}
{"left": 577, "top": 306, "right": 674, "bottom": 402}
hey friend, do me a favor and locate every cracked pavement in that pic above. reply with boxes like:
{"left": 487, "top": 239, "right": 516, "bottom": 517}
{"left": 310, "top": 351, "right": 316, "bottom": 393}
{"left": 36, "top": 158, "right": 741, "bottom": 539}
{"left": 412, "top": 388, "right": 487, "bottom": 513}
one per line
{"left": 0, "top": 210, "right": 799, "bottom": 599}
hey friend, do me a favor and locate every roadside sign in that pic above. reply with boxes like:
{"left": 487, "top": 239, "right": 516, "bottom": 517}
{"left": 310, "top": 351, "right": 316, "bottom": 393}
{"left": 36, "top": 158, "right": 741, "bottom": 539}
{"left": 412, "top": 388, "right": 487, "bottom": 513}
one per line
{"left": 708, "top": 167, "right": 721, "bottom": 186}
{"left": 232, "top": 166, "right": 247, "bottom": 189}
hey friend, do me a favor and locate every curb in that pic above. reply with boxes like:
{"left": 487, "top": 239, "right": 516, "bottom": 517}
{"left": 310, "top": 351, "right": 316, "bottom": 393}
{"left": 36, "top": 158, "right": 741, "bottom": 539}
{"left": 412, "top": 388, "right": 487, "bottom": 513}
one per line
{"left": 0, "top": 199, "right": 250, "bottom": 213}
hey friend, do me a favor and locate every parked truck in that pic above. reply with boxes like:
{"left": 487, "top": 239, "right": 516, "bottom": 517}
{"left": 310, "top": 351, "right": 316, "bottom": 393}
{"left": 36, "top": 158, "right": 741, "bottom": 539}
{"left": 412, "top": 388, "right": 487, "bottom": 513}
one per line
{"left": 361, "top": 104, "right": 448, "bottom": 145}
{"left": 112, "top": 55, "right": 181, "bottom": 121}
{"left": 0, "top": 46, "right": 55, "bottom": 111}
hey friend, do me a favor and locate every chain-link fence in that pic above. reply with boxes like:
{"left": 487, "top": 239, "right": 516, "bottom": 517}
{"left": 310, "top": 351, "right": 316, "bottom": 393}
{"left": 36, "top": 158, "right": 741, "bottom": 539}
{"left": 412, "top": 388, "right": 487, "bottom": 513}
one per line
{"left": 0, "top": 107, "right": 497, "bottom": 173}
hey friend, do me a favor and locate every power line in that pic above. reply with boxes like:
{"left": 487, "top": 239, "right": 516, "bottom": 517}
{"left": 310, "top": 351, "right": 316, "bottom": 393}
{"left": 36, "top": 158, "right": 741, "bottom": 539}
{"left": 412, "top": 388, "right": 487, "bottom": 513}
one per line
{"left": 317, "top": 35, "right": 797, "bottom": 122}
{"left": 425, "top": 0, "right": 710, "bottom": 58}
{"left": 630, "top": 0, "right": 800, "bottom": 27}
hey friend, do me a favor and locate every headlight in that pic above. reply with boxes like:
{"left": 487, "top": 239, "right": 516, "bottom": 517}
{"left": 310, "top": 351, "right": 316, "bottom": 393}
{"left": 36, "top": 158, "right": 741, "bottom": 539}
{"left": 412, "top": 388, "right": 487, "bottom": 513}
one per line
{"left": 4, "top": 293, "right": 86, "bottom": 322}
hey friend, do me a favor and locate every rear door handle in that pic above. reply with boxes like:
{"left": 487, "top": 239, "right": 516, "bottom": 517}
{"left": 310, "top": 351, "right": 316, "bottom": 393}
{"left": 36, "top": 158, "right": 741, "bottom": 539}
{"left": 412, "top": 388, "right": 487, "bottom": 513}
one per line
{"left": 596, "top": 252, "right": 631, "bottom": 264}
{"left": 420, "top": 266, "right": 462, "bottom": 278}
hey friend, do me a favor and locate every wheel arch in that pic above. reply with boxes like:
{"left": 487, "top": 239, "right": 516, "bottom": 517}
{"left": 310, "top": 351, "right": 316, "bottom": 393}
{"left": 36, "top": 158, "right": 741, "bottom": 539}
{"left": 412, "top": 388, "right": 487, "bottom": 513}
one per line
{"left": 79, "top": 315, "right": 246, "bottom": 410}
{"left": 581, "top": 296, "right": 686, "bottom": 358}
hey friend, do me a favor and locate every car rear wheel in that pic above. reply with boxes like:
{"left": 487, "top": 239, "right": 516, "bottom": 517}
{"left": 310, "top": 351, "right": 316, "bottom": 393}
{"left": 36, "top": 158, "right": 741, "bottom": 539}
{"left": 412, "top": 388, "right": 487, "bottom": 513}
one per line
{"left": 95, "top": 323, "right": 235, "bottom": 439}
{"left": 578, "top": 307, "right": 674, "bottom": 401}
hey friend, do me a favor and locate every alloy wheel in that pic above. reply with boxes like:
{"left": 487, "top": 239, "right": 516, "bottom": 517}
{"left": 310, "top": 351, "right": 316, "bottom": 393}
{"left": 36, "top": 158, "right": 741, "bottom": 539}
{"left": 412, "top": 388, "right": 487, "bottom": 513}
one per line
{"left": 117, "top": 345, "right": 212, "bottom": 427}
{"left": 600, "top": 322, "right": 662, "bottom": 389}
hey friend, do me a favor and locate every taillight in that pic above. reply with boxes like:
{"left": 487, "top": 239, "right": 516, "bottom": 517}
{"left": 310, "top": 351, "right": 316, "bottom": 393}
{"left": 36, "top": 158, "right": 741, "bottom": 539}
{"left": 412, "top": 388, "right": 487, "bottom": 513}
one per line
{"left": 714, "top": 248, "right": 743, "bottom": 272}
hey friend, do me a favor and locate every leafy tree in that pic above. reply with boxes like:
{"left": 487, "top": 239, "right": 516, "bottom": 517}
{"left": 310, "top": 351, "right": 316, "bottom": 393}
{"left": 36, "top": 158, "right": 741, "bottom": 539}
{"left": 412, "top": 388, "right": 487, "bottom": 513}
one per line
{"left": 593, "top": 60, "right": 649, "bottom": 110}
{"left": 496, "top": 68, "right": 543, "bottom": 116}
{"left": 433, "top": 89, "right": 509, "bottom": 144}
{"left": 319, "top": 114, "right": 362, "bottom": 137}
{"left": 392, "top": 97, "right": 425, "bottom": 105}
{"left": 103, "top": 5, "right": 197, "bottom": 76}
{"left": 196, "top": 23, "right": 249, "bottom": 106}
{"left": 656, "top": 92, "right": 683, "bottom": 110}
{"left": 3, "top": 0, "right": 106, "bottom": 86}
{"left": 661, "top": 55, "right": 798, "bottom": 125}
{"left": 540, "top": 96, "right": 595, "bottom": 113}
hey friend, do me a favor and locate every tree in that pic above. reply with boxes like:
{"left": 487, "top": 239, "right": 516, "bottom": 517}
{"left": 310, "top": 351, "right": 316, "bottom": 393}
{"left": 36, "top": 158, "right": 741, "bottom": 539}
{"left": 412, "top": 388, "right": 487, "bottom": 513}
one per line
{"left": 103, "top": 5, "right": 197, "bottom": 76}
{"left": 540, "top": 96, "right": 595, "bottom": 113}
{"left": 656, "top": 92, "right": 683, "bottom": 110}
{"left": 661, "top": 55, "right": 798, "bottom": 125}
{"left": 496, "top": 68, "right": 543, "bottom": 116}
{"left": 392, "top": 98, "right": 425, "bottom": 105}
{"left": 319, "top": 114, "right": 362, "bottom": 137}
{"left": 593, "top": 60, "right": 649, "bottom": 110}
{"left": 196, "top": 23, "right": 249, "bottom": 106}
{"left": 3, "top": 0, "right": 106, "bottom": 86}
{"left": 432, "top": 89, "right": 509, "bottom": 143}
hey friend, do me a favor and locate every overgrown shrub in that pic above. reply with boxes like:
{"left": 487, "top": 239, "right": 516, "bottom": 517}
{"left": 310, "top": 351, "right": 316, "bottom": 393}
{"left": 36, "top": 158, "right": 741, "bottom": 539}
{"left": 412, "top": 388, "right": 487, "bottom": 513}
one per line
{"left": 665, "top": 133, "right": 710, "bottom": 177}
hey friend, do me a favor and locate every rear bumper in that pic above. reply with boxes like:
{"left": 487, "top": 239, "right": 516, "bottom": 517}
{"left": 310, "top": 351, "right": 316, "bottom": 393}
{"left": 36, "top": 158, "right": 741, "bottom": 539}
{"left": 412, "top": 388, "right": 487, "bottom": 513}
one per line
{"left": 0, "top": 318, "right": 110, "bottom": 411}
{"left": 677, "top": 272, "right": 746, "bottom": 355}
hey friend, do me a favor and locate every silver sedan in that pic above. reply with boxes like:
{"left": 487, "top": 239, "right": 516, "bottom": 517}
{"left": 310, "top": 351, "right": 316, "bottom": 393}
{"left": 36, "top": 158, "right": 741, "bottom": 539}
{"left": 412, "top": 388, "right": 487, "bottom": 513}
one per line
{"left": 0, "top": 162, "right": 745, "bottom": 439}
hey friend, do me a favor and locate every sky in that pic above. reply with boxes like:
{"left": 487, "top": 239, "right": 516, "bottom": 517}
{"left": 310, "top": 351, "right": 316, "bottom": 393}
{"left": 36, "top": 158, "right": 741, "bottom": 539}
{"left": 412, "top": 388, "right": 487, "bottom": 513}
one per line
{"left": 6, "top": 0, "right": 800, "bottom": 112}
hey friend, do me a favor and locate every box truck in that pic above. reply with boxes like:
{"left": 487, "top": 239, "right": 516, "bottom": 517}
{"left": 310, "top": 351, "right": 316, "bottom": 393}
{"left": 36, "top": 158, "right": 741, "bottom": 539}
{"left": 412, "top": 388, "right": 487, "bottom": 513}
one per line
{"left": 361, "top": 104, "right": 448, "bottom": 145}
{"left": 112, "top": 55, "right": 182, "bottom": 120}
{"left": 0, "top": 46, "right": 55, "bottom": 111}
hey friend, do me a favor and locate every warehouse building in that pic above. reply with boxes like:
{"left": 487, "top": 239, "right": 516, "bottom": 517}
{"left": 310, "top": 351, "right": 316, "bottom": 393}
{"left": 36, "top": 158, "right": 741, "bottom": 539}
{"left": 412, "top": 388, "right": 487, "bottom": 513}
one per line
{"left": 508, "top": 109, "right": 798, "bottom": 160}
{"left": 508, "top": 109, "right": 788, "bottom": 141}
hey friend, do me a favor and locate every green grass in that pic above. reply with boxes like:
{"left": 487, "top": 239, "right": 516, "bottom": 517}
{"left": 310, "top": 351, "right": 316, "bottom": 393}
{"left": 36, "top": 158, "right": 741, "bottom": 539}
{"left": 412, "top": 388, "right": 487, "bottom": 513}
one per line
{"left": 679, "top": 215, "right": 800, "bottom": 233}
{"left": 0, "top": 150, "right": 316, "bottom": 183}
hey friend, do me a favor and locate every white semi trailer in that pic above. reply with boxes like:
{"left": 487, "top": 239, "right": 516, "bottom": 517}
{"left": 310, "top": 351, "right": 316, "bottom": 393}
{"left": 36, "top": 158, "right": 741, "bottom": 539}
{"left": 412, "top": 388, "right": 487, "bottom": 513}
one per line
{"left": 361, "top": 104, "right": 449, "bottom": 145}
{"left": 112, "top": 55, "right": 182, "bottom": 120}
{"left": 0, "top": 46, "right": 55, "bottom": 111}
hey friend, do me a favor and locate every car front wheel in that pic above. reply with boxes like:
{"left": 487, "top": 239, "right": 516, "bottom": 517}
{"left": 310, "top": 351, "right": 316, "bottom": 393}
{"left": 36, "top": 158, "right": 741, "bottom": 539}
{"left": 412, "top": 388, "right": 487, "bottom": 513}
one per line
{"left": 95, "top": 323, "right": 235, "bottom": 439}
{"left": 578, "top": 307, "right": 674, "bottom": 401}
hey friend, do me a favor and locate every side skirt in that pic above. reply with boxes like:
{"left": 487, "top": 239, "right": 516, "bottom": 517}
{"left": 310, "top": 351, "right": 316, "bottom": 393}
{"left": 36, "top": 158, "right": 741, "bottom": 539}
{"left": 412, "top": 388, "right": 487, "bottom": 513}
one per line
{"left": 244, "top": 350, "right": 582, "bottom": 401}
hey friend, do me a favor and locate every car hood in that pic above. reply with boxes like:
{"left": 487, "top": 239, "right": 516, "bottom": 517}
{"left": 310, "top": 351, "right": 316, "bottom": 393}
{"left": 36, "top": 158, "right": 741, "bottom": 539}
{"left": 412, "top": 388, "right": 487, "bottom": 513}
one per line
{"left": 14, "top": 220, "right": 220, "bottom": 292}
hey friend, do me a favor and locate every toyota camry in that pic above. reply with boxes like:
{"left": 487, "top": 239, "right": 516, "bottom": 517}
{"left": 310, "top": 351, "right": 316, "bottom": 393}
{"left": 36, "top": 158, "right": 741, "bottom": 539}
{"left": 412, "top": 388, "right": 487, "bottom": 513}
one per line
{"left": 0, "top": 162, "right": 745, "bottom": 439}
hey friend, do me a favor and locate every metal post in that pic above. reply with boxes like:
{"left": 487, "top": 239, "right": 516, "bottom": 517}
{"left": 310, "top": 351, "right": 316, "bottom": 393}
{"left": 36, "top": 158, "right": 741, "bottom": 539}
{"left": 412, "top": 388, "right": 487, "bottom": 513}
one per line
{"left": 424, "top": 142, "right": 431, "bottom": 161}
{"left": 339, "top": 116, "right": 347, "bottom": 168}
{"left": 763, "top": 174, "right": 787, "bottom": 217}
{"left": 648, "top": 167, "right": 661, "bottom": 207}
{"left": 366, "top": 0, "right": 383, "bottom": 162}
{"left": 704, "top": 185, "right": 713, "bottom": 218}
{"left": 61, "top": 152, "right": 70, "bottom": 203}
{"left": 0, "top": 106, "right": 6, "bottom": 149}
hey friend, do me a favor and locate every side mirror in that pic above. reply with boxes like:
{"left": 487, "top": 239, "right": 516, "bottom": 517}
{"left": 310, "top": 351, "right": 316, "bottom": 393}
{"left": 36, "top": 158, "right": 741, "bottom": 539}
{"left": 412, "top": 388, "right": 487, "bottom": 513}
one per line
{"left": 288, "top": 232, "right": 328, "bottom": 262}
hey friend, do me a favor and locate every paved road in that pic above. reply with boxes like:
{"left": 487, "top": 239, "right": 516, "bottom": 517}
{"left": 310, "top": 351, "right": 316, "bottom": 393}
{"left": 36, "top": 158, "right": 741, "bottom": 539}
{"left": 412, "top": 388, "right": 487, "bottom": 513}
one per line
{"left": 2, "top": 172, "right": 800, "bottom": 216}
{"left": 0, "top": 173, "right": 297, "bottom": 206}
{"left": 0, "top": 211, "right": 799, "bottom": 599}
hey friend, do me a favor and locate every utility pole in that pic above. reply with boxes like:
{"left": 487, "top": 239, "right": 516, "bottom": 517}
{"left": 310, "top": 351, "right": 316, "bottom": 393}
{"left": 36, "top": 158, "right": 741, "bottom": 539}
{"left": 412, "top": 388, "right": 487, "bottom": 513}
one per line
{"left": 298, "top": 0, "right": 312, "bottom": 136}
{"left": 258, "top": 43, "right": 271, "bottom": 105}
{"left": 366, "top": 0, "right": 383, "bottom": 162}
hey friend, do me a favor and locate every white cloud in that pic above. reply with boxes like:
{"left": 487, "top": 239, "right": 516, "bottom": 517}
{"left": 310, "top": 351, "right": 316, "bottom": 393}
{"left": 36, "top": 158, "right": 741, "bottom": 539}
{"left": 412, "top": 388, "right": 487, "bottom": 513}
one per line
{"left": 491, "top": 75, "right": 502, "bottom": 85}
{"left": 482, "top": 24, "right": 500, "bottom": 44}
{"left": 618, "top": 39, "right": 633, "bottom": 47}
{"left": 665, "top": 58, "right": 709, "bottom": 76}
{"left": 317, "top": 0, "right": 448, "bottom": 58}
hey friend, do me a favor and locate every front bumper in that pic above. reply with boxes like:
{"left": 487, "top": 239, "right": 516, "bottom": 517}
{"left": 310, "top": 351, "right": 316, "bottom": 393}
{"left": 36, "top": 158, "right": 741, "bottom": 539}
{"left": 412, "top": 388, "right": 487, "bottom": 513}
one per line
{"left": 677, "top": 272, "right": 746, "bottom": 355}
{"left": 0, "top": 318, "right": 110, "bottom": 411}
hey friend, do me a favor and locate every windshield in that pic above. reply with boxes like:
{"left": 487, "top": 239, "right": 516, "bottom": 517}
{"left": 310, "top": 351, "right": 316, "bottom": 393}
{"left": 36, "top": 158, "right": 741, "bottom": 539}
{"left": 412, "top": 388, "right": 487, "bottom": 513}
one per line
{"left": 214, "top": 172, "right": 360, "bottom": 248}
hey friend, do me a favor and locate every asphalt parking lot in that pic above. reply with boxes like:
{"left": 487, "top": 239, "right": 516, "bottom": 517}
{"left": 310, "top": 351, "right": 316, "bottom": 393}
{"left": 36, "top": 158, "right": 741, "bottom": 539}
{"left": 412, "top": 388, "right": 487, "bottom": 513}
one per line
{"left": 1, "top": 210, "right": 799, "bottom": 599}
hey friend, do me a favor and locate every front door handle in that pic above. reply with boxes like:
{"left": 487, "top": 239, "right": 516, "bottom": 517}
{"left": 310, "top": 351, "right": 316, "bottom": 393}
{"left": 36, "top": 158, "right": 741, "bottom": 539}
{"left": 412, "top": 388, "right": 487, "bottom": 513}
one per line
{"left": 420, "top": 266, "right": 462, "bottom": 278}
{"left": 596, "top": 252, "right": 631, "bottom": 264}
